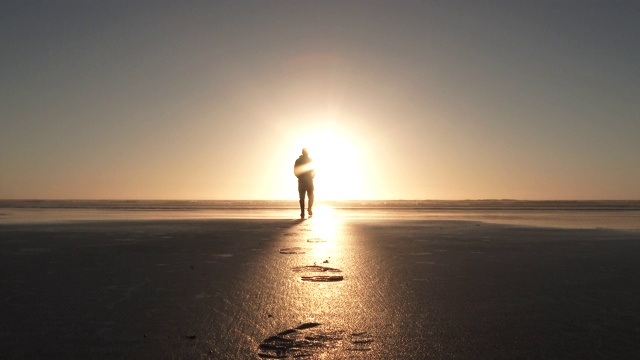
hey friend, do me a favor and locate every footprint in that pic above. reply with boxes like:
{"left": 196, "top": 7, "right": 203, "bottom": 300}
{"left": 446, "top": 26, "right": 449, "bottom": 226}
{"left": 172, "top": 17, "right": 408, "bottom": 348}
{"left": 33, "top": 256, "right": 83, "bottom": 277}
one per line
{"left": 349, "top": 331, "right": 375, "bottom": 351}
{"left": 279, "top": 247, "right": 307, "bottom": 254}
{"left": 291, "top": 265, "right": 341, "bottom": 273}
{"left": 257, "top": 323, "right": 373, "bottom": 358}
{"left": 307, "top": 238, "right": 327, "bottom": 243}
{"left": 295, "top": 322, "right": 321, "bottom": 330}
{"left": 291, "top": 265, "right": 344, "bottom": 282}
{"left": 301, "top": 275, "right": 344, "bottom": 282}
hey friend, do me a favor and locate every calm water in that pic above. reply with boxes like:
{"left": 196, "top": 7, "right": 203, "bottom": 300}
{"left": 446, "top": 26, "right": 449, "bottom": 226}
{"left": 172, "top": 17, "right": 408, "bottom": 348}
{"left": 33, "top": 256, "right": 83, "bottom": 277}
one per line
{"left": 1, "top": 200, "right": 640, "bottom": 230}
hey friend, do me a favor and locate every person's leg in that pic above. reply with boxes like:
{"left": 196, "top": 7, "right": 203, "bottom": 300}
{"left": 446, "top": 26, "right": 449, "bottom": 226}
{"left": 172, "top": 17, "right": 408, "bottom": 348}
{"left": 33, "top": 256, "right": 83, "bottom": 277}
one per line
{"left": 298, "top": 188, "right": 306, "bottom": 218}
{"left": 307, "top": 190, "right": 314, "bottom": 215}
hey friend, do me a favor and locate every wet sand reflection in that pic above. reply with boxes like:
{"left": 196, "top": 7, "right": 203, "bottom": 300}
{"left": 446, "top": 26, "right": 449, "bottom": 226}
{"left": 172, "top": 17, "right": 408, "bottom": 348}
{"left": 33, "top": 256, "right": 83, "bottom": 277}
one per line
{"left": 259, "top": 205, "right": 383, "bottom": 357}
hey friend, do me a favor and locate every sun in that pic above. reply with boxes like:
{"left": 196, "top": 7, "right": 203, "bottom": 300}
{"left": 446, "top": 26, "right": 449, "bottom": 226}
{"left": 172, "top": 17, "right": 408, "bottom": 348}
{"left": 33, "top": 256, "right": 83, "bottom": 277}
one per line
{"left": 296, "top": 129, "right": 363, "bottom": 200}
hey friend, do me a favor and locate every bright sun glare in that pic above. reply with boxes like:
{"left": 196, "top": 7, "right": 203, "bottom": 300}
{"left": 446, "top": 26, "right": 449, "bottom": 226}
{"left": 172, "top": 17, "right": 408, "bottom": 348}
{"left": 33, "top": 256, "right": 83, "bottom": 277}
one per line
{"left": 299, "top": 129, "right": 363, "bottom": 200}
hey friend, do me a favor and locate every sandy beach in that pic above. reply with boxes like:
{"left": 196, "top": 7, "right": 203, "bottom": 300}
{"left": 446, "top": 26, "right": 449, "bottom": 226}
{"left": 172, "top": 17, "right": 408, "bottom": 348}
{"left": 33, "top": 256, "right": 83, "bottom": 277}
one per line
{"left": 1, "top": 216, "right": 640, "bottom": 359}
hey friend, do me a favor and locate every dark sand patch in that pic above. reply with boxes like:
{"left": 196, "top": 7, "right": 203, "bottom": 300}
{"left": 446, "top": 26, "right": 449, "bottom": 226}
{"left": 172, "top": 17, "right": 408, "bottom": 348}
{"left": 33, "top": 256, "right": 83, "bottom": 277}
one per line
{"left": 257, "top": 323, "right": 373, "bottom": 358}
{"left": 307, "top": 238, "right": 327, "bottom": 243}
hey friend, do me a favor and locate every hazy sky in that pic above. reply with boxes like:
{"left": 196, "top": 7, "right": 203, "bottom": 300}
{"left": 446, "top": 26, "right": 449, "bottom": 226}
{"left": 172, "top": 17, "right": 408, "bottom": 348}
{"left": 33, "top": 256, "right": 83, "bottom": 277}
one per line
{"left": 2, "top": 1, "right": 639, "bottom": 200}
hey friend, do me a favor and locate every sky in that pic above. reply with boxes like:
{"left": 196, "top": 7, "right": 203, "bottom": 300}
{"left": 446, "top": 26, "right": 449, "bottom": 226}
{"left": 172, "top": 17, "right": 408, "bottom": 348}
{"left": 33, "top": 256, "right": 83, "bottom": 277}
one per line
{"left": 1, "top": 1, "right": 639, "bottom": 200}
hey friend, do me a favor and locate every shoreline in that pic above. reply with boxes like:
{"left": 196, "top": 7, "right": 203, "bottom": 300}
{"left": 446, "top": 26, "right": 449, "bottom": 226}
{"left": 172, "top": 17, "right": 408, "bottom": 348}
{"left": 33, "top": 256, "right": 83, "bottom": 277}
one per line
{"left": 2, "top": 207, "right": 639, "bottom": 232}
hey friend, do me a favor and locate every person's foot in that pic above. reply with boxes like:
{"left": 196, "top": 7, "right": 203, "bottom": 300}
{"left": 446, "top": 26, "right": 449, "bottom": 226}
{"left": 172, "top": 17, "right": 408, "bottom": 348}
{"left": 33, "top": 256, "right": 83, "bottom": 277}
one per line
{"left": 300, "top": 212, "right": 305, "bottom": 219}
{"left": 308, "top": 208, "right": 313, "bottom": 216}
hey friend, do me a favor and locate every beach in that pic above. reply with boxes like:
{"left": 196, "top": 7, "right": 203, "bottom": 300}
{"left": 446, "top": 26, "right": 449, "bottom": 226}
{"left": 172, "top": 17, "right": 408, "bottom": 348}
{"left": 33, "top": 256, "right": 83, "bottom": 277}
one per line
{"left": 1, "top": 204, "right": 640, "bottom": 358}
{"left": 5, "top": 1, "right": 640, "bottom": 358}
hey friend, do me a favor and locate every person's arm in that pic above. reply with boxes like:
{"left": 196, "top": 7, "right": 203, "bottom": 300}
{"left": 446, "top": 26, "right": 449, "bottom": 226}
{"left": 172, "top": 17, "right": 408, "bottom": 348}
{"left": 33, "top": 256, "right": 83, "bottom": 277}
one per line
{"left": 294, "top": 160, "right": 313, "bottom": 178}
{"left": 294, "top": 160, "right": 301, "bottom": 178}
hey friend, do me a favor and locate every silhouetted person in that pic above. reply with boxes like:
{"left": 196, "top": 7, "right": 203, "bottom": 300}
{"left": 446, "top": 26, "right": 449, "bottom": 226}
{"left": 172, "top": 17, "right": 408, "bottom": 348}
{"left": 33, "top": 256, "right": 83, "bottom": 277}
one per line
{"left": 294, "top": 148, "right": 315, "bottom": 218}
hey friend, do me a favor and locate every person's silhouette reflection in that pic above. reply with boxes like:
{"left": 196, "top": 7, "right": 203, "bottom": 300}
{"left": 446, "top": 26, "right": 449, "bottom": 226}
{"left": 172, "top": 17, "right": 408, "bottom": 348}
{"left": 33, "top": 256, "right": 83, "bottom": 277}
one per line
{"left": 294, "top": 148, "right": 315, "bottom": 219}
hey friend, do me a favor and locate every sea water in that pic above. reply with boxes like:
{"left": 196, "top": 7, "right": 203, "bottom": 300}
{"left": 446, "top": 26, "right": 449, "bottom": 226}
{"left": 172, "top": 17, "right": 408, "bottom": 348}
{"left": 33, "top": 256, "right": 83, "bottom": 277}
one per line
{"left": 1, "top": 200, "right": 639, "bottom": 231}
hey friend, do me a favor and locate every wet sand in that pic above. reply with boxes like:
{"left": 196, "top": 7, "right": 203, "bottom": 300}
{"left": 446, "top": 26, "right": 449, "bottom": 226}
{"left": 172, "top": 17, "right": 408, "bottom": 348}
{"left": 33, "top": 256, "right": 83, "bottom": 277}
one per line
{"left": 1, "top": 218, "right": 640, "bottom": 358}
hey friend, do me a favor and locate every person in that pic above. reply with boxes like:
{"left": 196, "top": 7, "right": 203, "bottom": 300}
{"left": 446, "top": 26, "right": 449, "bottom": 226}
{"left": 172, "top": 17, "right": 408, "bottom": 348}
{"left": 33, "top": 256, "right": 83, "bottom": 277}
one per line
{"left": 294, "top": 148, "right": 315, "bottom": 219}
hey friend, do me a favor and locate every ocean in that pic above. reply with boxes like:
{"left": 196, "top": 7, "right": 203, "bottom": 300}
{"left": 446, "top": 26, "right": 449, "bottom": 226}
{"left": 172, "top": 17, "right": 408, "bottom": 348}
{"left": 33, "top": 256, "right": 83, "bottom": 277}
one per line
{"left": 1, "top": 200, "right": 639, "bottom": 230}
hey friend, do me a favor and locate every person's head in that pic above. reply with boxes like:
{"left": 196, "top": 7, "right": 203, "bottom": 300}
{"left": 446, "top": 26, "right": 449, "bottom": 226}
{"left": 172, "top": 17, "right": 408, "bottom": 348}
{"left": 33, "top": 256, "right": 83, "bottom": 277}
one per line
{"left": 302, "top": 148, "right": 309, "bottom": 156}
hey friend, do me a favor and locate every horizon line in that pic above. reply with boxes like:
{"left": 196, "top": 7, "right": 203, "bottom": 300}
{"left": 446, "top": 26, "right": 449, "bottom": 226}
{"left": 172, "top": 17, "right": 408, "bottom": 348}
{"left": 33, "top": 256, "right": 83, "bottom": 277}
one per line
{"left": 2, "top": 198, "right": 640, "bottom": 202}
